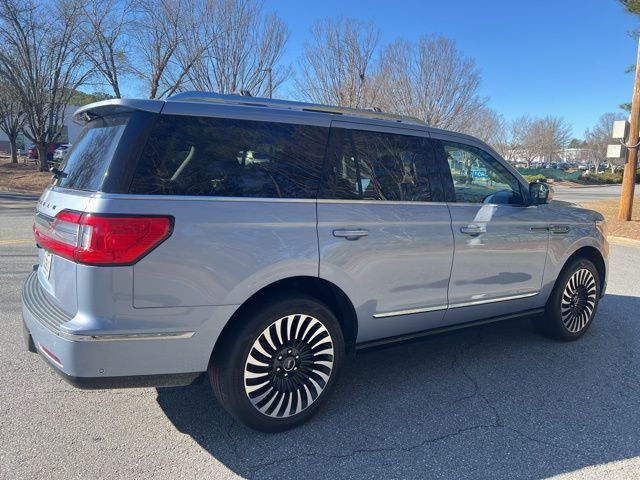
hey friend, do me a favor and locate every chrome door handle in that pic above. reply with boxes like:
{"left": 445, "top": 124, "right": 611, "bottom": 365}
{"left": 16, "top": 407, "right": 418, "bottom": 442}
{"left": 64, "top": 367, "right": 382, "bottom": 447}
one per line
{"left": 333, "top": 229, "right": 369, "bottom": 240}
{"left": 460, "top": 224, "right": 486, "bottom": 236}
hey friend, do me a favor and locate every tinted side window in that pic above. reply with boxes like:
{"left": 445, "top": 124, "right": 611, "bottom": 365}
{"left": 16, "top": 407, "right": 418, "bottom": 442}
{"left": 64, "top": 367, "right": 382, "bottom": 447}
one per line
{"left": 434, "top": 140, "right": 523, "bottom": 205}
{"left": 320, "top": 128, "right": 434, "bottom": 202}
{"left": 130, "top": 115, "right": 328, "bottom": 198}
{"left": 55, "top": 114, "right": 130, "bottom": 191}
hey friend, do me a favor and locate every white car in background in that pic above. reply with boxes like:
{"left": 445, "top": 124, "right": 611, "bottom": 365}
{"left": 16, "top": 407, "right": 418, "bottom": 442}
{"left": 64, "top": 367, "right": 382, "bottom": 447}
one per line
{"left": 52, "top": 144, "right": 72, "bottom": 162}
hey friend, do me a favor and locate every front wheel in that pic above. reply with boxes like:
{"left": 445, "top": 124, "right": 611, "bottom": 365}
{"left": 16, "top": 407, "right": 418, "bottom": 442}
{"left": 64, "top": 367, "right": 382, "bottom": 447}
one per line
{"left": 534, "top": 258, "right": 600, "bottom": 341}
{"left": 209, "top": 295, "right": 344, "bottom": 432}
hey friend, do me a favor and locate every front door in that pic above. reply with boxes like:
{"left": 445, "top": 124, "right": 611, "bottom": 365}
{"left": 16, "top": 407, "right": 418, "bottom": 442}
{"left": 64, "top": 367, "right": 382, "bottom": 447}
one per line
{"left": 317, "top": 122, "right": 454, "bottom": 343}
{"left": 430, "top": 136, "right": 550, "bottom": 324}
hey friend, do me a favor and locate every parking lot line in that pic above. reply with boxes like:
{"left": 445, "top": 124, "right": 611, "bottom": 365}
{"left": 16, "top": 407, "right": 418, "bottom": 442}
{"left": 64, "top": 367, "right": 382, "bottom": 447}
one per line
{"left": 0, "top": 238, "right": 32, "bottom": 246}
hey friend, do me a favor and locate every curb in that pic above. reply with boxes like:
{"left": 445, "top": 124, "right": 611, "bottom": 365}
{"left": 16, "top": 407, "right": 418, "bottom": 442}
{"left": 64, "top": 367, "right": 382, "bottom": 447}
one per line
{"left": 609, "top": 236, "right": 640, "bottom": 248}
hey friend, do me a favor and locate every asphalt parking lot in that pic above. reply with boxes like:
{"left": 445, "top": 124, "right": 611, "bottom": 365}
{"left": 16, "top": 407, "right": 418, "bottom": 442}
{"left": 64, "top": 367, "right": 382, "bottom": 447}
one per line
{"left": 2, "top": 192, "right": 640, "bottom": 479}
{"left": 552, "top": 184, "right": 623, "bottom": 204}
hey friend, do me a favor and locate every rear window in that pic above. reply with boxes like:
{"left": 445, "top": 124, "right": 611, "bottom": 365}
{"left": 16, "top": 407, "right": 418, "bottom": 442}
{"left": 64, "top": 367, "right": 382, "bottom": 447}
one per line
{"left": 130, "top": 115, "right": 329, "bottom": 198}
{"left": 55, "top": 114, "right": 131, "bottom": 191}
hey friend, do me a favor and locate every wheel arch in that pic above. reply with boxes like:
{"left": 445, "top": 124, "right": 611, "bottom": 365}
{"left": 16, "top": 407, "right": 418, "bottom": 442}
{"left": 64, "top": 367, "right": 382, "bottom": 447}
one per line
{"left": 210, "top": 276, "right": 358, "bottom": 361}
{"left": 562, "top": 246, "right": 606, "bottom": 294}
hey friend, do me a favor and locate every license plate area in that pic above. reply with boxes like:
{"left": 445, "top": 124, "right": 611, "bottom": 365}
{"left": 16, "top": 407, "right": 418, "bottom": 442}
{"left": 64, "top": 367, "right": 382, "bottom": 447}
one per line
{"left": 41, "top": 250, "right": 52, "bottom": 280}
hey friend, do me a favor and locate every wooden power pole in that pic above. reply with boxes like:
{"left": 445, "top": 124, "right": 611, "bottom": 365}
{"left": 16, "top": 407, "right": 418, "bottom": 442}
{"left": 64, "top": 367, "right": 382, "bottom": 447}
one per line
{"left": 619, "top": 39, "right": 640, "bottom": 220}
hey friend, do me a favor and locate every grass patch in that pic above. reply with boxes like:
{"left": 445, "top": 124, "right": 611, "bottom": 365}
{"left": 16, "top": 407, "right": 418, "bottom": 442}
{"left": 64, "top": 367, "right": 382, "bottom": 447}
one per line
{"left": 580, "top": 197, "right": 640, "bottom": 241}
{"left": 0, "top": 155, "right": 52, "bottom": 193}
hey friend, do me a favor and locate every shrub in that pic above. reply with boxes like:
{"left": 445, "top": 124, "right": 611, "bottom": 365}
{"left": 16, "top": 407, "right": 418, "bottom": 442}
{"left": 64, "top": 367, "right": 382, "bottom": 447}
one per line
{"left": 522, "top": 174, "right": 546, "bottom": 183}
{"left": 453, "top": 173, "right": 470, "bottom": 184}
{"left": 579, "top": 171, "right": 623, "bottom": 184}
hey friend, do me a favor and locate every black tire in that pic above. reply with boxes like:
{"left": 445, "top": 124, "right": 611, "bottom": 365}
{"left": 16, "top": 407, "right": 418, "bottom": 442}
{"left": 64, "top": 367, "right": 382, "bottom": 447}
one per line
{"left": 209, "top": 295, "right": 345, "bottom": 432}
{"left": 534, "top": 257, "right": 600, "bottom": 341}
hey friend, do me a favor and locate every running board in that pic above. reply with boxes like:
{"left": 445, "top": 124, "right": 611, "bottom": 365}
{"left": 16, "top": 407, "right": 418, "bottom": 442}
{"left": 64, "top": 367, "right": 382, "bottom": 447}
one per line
{"left": 354, "top": 308, "right": 545, "bottom": 352}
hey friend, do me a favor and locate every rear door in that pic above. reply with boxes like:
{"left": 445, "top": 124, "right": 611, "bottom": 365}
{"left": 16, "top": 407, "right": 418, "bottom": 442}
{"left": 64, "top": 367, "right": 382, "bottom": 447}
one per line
{"left": 317, "top": 122, "right": 454, "bottom": 343}
{"left": 430, "top": 135, "right": 550, "bottom": 323}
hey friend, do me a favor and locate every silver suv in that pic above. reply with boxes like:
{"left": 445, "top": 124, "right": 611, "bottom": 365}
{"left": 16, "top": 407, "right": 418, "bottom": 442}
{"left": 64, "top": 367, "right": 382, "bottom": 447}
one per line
{"left": 22, "top": 92, "right": 608, "bottom": 432}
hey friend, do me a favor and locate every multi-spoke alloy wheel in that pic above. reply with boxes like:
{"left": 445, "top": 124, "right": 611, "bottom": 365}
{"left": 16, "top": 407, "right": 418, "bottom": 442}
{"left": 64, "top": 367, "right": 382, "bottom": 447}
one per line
{"left": 244, "top": 314, "right": 335, "bottom": 418}
{"left": 535, "top": 258, "right": 600, "bottom": 341}
{"left": 560, "top": 268, "right": 597, "bottom": 333}
{"left": 209, "top": 296, "right": 344, "bottom": 431}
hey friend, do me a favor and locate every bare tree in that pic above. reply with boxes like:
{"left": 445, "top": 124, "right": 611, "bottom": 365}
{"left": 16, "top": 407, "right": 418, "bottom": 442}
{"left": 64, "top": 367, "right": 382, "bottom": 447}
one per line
{"left": 503, "top": 116, "right": 537, "bottom": 166}
{"left": 296, "top": 17, "right": 380, "bottom": 108}
{"left": 134, "top": 0, "right": 213, "bottom": 99}
{"left": 0, "top": 0, "right": 89, "bottom": 171}
{"left": 584, "top": 112, "right": 627, "bottom": 172}
{"left": 377, "top": 35, "right": 486, "bottom": 130}
{"left": 187, "top": 0, "right": 289, "bottom": 97}
{"left": 461, "top": 107, "right": 506, "bottom": 148}
{"left": 80, "top": 0, "right": 134, "bottom": 98}
{"left": 525, "top": 116, "right": 572, "bottom": 165}
{"left": 0, "top": 82, "right": 25, "bottom": 163}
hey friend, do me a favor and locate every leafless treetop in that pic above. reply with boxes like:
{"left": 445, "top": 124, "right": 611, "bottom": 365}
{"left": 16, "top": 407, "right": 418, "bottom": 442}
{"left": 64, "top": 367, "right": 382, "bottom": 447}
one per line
{"left": 296, "top": 17, "right": 380, "bottom": 108}
{"left": 0, "top": 0, "right": 89, "bottom": 170}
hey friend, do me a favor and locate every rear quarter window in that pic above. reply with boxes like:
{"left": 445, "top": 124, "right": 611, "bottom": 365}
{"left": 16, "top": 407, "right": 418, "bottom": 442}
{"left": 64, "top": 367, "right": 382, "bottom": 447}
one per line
{"left": 130, "top": 115, "right": 329, "bottom": 199}
{"left": 55, "top": 114, "right": 130, "bottom": 191}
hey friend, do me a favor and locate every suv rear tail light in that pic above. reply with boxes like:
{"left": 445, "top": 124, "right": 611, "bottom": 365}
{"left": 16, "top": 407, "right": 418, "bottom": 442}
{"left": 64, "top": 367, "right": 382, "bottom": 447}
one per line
{"left": 34, "top": 210, "right": 173, "bottom": 265}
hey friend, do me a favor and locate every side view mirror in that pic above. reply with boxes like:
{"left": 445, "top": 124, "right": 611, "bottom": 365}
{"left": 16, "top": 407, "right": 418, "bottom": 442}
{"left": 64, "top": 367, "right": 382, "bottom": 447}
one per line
{"left": 529, "top": 181, "right": 553, "bottom": 205}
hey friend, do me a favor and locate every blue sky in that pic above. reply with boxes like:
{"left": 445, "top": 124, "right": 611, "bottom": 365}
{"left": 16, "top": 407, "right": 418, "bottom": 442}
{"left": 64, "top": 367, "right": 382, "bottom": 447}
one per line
{"left": 265, "top": 0, "right": 639, "bottom": 138}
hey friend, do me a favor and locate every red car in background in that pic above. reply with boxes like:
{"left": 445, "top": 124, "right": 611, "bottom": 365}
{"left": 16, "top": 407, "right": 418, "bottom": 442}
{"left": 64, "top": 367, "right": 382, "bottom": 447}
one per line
{"left": 26, "top": 143, "right": 64, "bottom": 160}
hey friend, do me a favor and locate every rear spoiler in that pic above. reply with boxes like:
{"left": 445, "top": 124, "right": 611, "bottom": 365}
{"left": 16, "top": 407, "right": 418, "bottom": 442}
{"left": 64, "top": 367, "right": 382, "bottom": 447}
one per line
{"left": 73, "top": 98, "right": 164, "bottom": 125}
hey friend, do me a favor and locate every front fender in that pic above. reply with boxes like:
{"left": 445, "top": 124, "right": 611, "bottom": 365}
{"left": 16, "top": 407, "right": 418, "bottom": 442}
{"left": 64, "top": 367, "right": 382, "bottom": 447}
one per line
{"left": 539, "top": 221, "right": 608, "bottom": 302}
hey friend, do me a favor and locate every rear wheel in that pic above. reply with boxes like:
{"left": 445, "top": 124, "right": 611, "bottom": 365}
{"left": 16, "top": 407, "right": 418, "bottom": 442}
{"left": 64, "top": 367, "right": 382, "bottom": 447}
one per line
{"left": 209, "top": 295, "right": 344, "bottom": 432}
{"left": 535, "top": 258, "right": 600, "bottom": 341}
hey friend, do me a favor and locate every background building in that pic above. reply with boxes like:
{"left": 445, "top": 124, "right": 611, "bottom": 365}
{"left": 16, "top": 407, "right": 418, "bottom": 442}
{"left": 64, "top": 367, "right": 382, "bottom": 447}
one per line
{"left": 0, "top": 104, "right": 82, "bottom": 153}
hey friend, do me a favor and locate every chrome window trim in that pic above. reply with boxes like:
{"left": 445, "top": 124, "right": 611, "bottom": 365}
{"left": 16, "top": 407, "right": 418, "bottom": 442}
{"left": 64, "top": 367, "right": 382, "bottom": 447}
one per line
{"left": 89, "top": 193, "right": 319, "bottom": 203}
{"left": 318, "top": 199, "right": 449, "bottom": 206}
{"left": 85, "top": 193, "right": 451, "bottom": 206}
{"left": 373, "top": 291, "right": 539, "bottom": 318}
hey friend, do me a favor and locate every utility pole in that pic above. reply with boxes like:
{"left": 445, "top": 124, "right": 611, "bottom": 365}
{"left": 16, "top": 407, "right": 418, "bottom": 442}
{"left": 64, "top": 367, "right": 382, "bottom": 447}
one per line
{"left": 619, "top": 38, "right": 640, "bottom": 220}
{"left": 266, "top": 68, "right": 272, "bottom": 99}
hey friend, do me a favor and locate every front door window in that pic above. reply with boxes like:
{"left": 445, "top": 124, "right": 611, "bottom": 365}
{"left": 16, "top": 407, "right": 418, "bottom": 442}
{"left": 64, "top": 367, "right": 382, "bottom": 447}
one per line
{"left": 441, "top": 141, "right": 523, "bottom": 205}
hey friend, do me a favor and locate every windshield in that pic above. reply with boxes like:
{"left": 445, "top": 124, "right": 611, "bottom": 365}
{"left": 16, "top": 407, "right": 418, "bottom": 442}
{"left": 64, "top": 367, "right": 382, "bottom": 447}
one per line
{"left": 54, "top": 114, "right": 130, "bottom": 191}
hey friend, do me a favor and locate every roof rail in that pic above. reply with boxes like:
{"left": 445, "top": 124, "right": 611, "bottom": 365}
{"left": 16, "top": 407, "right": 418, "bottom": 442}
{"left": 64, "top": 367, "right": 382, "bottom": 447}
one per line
{"left": 166, "top": 91, "right": 427, "bottom": 126}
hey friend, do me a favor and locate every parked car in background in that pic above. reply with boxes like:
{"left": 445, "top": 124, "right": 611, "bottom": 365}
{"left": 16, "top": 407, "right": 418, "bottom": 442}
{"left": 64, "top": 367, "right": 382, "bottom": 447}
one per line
{"left": 23, "top": 93, "right": 609, "bottom": 432}
{"left": 52, "top": 144, "right": 72, "bottom": 163}
{"left": 26, "top": 145, "right": 37, "bottom": 159}
{"left": 25, "top": 143, "right": 65, "bottom": 161}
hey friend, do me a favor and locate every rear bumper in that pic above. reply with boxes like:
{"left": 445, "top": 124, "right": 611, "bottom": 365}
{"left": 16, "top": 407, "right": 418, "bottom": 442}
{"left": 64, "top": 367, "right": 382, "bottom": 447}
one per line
{"left": 21, "top": 270, "right": 235, "bottom": 388}
{"left": 23, "top": 323, "right": 201, "bottom": 389}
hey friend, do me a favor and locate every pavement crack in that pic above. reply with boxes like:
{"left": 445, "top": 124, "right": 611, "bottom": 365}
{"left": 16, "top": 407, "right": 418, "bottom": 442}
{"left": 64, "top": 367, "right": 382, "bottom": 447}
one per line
{"left": 501, "top": 425, "right": 589, "bottom": 456}
{"left": 454, "top": 331, "right": 593, "bottom": 459}
{"left": 224, "top": 417, "right": 243, "bottom": 462}
{"left": 248, "top": 423, "right": 499, "bottom": 473}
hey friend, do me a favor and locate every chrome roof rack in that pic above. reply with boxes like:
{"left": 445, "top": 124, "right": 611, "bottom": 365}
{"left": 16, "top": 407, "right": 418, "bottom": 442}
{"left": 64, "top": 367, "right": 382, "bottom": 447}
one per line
{"left": 166, "top": 91, "right": 427, "bottom": 126}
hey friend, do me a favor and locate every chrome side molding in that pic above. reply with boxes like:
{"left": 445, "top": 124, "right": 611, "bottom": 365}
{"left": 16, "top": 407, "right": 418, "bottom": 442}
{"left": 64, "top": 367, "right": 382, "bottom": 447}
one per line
{"left": 373, "top": 291, "right": 539, "bottom": 318}
{"left": 59, "top": 331, "right": 195, "bottom": 342}
{"left": 448, "top": 291, "right": 539, "bottom": 309}
{"left": 373, "top": 305, "right": 447, "bottom": 318}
